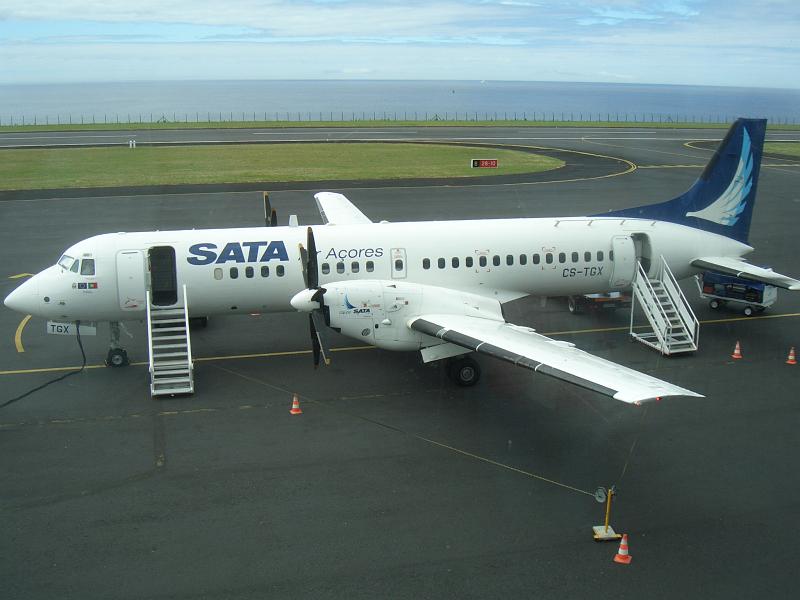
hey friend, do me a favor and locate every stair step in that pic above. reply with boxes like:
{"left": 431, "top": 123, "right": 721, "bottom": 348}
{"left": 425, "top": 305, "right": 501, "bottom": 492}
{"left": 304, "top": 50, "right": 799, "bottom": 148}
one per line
{"left": 151, "top": 307, "right": 185, "bottom": 314}
{"left": 150, "top": 334, "right": 187, "bottom": 341}
{"left": 152, "top": 318, "right": 185, "bottom": 324}
{"left": 153, "top": 351, "right": 189, "bottom": 358}
{"left": 152, "top": 342, "right": 187, "bottom": 349}
{"left": 153, "top": 376, "right": 193, "bottom": 385}
{"left": 153, "top": 359, "right": 192, "bottom": 368}
{"left": 152, "top": 368, "right": 191, "bottom": 376}
{"left": 151, "top": 326, "right": 186, "bottom": 333}
{"left": 152, "top": 386, "right": 194, "bottom": 396}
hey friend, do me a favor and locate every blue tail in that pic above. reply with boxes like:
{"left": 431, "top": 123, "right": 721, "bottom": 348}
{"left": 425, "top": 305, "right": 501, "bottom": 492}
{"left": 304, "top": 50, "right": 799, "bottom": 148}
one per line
{"left": 596, "top": 118, "right": 766, "bottom": 244}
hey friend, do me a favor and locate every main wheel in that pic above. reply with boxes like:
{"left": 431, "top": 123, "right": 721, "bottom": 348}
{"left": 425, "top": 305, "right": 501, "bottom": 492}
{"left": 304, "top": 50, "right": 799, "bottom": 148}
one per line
{"left": 106, "top": 348, "right": 129, "bottom": 367}
{"left": 567, "top": 296, "right": 583, "bottom": 314}
{"left": 448, "top": 357, "right": 481, "bottom": 386}
{"left": 743, "top": 306, "right": 754, "bottom": 317}
{"left": 709, "top": 299, "right": 720, "bottom": 309}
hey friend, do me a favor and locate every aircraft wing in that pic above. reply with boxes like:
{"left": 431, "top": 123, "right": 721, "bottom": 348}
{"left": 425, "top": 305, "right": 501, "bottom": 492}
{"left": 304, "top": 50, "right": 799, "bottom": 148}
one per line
{"left": 409, "top": 314, "right": 703, "bottom": 404}
{"left": 691, "top": 256, "right": 800, "bottom": 290}
{"left": 314, "top": 192, "right": 373, "bottom": 225}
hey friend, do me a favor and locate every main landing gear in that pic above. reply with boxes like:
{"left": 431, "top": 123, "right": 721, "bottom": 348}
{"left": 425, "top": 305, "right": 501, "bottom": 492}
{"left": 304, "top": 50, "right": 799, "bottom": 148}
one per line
{"left": 105, "top": 321, "right": 129, "bottom": 367}
{"left": 445, "top": 356, "right": 481, "bottom": 386}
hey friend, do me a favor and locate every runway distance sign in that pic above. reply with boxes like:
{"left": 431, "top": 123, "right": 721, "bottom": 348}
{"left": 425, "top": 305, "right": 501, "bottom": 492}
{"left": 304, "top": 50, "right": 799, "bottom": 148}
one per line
{"left": 470, "top": 159, "right": 498, "bottom": 168}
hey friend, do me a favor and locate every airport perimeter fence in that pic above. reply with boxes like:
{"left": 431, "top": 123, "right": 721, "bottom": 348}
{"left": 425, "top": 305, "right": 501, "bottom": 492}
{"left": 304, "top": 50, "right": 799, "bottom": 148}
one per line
{"left": 2, "top": 110, "right": 799, "bottom": 128}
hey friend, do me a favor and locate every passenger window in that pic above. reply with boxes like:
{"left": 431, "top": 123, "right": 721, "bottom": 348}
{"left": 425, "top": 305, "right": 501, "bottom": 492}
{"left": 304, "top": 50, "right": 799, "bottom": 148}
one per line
{"left": 519, "top": 254, "right": 527, "bottom": 265}
{"left": 438, "top": 258, "right": 445, "bottom": 269}
{"left": 423, "top": 258, "right": 430, "bottom": 270}
{"left": 506, "top": 255, "right": 513, "bottom": 266}
{"left": 261, "top": 266, "right": 269, "bottom": 277}
{"left": 214, "top": 268, "right": 223, "bottom": 280}
{"left": 558, "top": 252, "right": 566, "bottom": 263}
{"left": 366, "top": 261, "right": 374, "bottom": 272}
{"left": 466, "top": 256, "right": 474, "bottom": 268}
{"left": 493, "top": 255, "right": 500, "bottom": 266}
{"left": 545, "top": 253, "right": 553, "bottom": 264}
{"left": 395, "top": 259, "right": 404, "bottom": 271}
{"left": 452, "top": 257, "right": 459, "bottom": 268}
{"left": 479, "top": 256, "right": 487, "bottom": 267}
{"left": 245, "top": 266, "right": 254, "bottom": 278}
{"left": 80, "top": 259, "right": 95, "bottom": 276}
{"left": 532, "top": 254, "right": 540, "bottom": 265}
{"left": 571, "top": 252, "right": 579, "bottom": 263}
{"left": 352, "top": 261, "right": 360, "bottom": 273}
{"left": 337, "top": 262, "right": 345, "bottom": 274}
{"left": 230, "top": 267, "right": 239, "bottom": 279}
{"left": 597, "top": 251, "right": 604, "bottom": 261}
{"left": 584, "top": 251, "right": 591, "bottom": 262}
{"left": 322, "top": 263, "right": 330, "bottom": 275}
{"left": 276, "top": 265, "right": 285, "bottom": 277}
{"left": 70, "top": 260, "right": 80, "bottom": 273}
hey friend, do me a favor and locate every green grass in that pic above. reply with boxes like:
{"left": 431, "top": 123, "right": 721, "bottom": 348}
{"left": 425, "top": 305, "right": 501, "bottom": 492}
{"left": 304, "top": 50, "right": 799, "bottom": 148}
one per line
{"left": 2, "top": 119, "right": 798, "bottom": 133}
{"left": 0, "top": 142, "right": 564, "bottom": 190}
{"left": 764, "top": 142, "right": 800, "bottom": 158}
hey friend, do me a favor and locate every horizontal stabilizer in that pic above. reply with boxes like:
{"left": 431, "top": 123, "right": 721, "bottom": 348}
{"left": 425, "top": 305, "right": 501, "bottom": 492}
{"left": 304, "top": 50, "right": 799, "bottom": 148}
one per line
{"left": 410, "top": 314, "right": 703, "bottom": 403}
{"left": 692, "top": 257, "right": 800, "bottom": 291}
{"left": 314, "top": 192, "right": 373, "bottom": 225}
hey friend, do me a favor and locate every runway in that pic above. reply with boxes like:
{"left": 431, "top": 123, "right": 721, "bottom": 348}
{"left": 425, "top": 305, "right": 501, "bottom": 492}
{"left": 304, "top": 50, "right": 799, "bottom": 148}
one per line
{"left": 2, "top": 126, "right": 800, "bottom": 599}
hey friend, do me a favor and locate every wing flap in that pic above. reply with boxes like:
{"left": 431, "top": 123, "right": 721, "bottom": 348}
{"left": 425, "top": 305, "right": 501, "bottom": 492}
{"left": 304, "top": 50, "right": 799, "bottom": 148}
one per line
{"left": 314, "top": 192, "right": 372, "bottom": 225}
{"left": 692, "top": 256, "right": 800, "bottom": 290}
{"left": 410, "top": 315, "right": 702, "bottom": 403}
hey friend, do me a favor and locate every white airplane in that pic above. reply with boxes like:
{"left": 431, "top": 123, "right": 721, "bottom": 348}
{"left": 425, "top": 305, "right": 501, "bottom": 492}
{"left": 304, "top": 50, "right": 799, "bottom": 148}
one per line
{"left": 5, "top": 119, "right": 799, "bottom": 403}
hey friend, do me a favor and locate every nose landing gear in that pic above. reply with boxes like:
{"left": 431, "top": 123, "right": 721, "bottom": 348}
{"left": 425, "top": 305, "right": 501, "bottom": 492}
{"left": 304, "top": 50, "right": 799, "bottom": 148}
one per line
{"left": 105, "top": 321, "right": 130, "bottom": 367}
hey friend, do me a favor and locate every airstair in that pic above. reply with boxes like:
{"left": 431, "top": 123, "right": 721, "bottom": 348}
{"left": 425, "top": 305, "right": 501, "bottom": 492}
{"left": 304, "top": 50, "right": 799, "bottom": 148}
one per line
{"left": 630, "top": 256, "right": 699, "bottom": 355}
{"left": 146, "top": 284, "right": 194, "bottom": 396}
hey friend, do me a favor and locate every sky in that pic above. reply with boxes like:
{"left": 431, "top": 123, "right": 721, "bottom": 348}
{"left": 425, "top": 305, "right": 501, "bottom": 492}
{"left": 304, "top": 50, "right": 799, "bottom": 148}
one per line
{"left": 0, "top": 0, "right": 798, "bottom": 88}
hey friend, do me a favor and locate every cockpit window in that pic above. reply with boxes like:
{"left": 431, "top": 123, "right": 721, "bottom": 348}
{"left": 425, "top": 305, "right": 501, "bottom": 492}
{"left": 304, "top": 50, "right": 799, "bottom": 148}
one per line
{"left": 70, "top": 260, "right": 80, "bottom": 273}
{"left": 80, "top": 259, "right": 96, "bottom": 276}
{"left": 57, "top": 254, "right": 74, "bottom": 269}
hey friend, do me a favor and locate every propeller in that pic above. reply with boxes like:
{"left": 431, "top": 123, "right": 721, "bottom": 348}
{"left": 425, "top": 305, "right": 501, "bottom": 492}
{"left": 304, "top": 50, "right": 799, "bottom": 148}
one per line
{"left": 263, "top": 192, "right": 278, "bottom": 227}
{"left": 292, "top": 227, "right": 331, "bottom": 368}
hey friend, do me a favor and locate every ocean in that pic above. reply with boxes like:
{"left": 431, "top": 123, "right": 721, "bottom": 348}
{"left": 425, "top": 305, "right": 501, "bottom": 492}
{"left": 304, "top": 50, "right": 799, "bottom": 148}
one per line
{"left": 1, "top": 80, "right": 799, "bottom": 125}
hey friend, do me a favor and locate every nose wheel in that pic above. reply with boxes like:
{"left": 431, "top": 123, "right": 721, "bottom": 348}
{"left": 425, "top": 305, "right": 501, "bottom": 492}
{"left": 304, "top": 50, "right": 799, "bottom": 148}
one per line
{"left": 446, "top": 356, "right": 481, "bottom": 386}
{"left": 106, "top": 348, "right": 129, "bottom": 367}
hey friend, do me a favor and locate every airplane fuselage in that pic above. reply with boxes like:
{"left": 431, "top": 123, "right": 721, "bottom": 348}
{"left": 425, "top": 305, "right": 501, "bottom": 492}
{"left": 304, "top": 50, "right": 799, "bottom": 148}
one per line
{"left": 18, "top": 216, "right": 750, "bottom": 323}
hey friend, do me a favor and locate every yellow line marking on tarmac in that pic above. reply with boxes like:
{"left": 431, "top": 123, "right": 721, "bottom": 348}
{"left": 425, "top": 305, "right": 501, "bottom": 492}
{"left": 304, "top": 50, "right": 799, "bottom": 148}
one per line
{"left": 8, "top": 273, "right": 33, "bottom": 279}
{"left": 2, "top": 313, "right": 799, "bottom": 378}
{"left": 14, "top": 314, "right": 31, "bottom": 353}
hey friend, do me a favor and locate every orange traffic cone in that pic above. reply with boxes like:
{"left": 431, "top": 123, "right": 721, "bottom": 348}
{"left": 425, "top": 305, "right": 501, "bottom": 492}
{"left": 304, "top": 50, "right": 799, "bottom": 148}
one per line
{"left": 613, "top": 533, "right": 632, "bottom": 564}
{"left": 289, "top": 393, "right": 303, "bottom": 415}
{"left": 731, "top": 341, "right": 743, "bottom": 360}
{"left": 786, "top": 347, "right": 797, "bottom": 365}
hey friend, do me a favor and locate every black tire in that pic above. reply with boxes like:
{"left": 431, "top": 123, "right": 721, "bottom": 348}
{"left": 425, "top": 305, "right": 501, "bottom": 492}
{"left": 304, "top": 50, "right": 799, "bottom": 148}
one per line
{"left": 743, "top": 306, "right": 754, "bottom": 317}
{"left": 448, "top": 357, "right": 481, "bottom": 386}
{"left": 106, "top": 348, "right": 129, "bottom": 367}
{"left": 709, "top": 299, "right": 720, "bottom": 310}
{"left": 567, "top": 296, "right": 583, "bottom": 314}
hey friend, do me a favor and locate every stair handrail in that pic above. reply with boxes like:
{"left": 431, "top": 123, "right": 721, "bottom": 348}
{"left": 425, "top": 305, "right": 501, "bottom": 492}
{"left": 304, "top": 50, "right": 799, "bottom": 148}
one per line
{"left": 182, "top": 284, "right": 193, "bottom": 371}
{"left": 632, "top": 261, "right": 672, "bottom": 348}
{"left": 146, "top": 290, "right": 154, "bottom": 374}
{"left": 659, "top": 255, "right": 700, "bottom": 347}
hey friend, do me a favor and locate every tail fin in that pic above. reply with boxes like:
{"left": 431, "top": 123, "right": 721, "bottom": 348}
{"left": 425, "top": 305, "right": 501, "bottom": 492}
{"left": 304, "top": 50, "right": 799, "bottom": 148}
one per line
{"left": 596, "top": 118, "right": 767, "bottom": 244}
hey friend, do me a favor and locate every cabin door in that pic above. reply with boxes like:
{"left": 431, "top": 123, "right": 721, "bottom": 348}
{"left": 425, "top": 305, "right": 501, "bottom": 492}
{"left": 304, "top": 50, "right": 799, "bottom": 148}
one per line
{"left": 149, "top": 246, "right": 179, "bottom": 306}
{"left": 609, "top": 236, "right": 637, "bottom": 288}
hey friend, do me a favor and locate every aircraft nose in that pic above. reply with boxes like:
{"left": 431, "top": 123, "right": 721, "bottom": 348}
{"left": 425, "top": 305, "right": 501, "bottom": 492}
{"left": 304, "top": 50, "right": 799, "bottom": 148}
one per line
{"left": 4, "top": 277, "right": 40, "bottom": 314}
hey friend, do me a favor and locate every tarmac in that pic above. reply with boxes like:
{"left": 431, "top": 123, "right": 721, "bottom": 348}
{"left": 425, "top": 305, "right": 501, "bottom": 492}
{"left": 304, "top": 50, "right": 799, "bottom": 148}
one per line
{"left": 1, "top": 126, "right": 800, "bottom": 599}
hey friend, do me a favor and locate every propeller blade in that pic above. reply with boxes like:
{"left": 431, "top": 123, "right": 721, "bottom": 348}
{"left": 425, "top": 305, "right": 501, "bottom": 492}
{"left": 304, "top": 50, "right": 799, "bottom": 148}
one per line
{"left": 306, "top": 227, "right": 319, "bottom": 290}
{"left": 310, "top": 314, "right": 321, "bottom": 368}
{"left": 311, "top": 310, "right": 331, "bottom": 366}
{"left": 263, "top": 192, "right": 276, "bottom": 227}
{"left": 298, "top": 243, "right": 309, "bottom": 288}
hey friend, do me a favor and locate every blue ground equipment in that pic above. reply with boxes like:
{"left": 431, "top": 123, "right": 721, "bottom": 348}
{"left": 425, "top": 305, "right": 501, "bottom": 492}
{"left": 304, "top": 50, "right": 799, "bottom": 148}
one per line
{"left": 695, "top": 270, "right": 776, "bottom": 316}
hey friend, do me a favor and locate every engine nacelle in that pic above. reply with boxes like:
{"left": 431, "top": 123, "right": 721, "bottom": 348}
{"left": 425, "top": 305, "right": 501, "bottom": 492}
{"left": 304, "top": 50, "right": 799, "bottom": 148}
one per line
{"left": 322, "top": 280, "right": 504, "bottom": 351}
